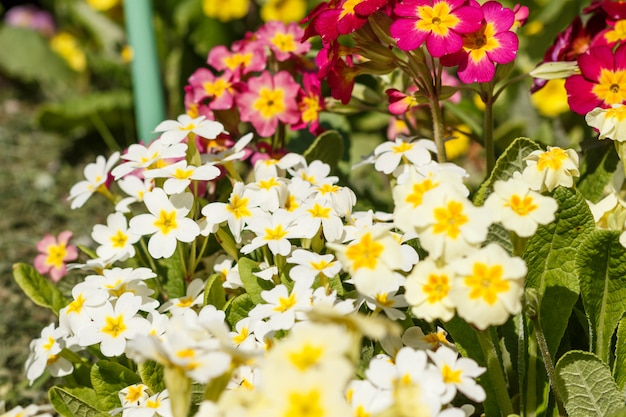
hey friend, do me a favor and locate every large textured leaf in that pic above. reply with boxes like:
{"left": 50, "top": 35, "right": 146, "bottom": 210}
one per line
{"left": 523, "top": 187, "right": 595, "bottom": 356}
{"left": 49, "top": 387, "right": 109, "bottom": 417}
{"left": 12, "top": 263, "right": 68, "bottom": 314}
{"left": 204, "top": 273, "right": 226, "bottom": 309}
{"left": 555, "top": 351, "right": 624, "bottom": 417}
{"left": 473, "top": 137, "right": 542, "bottom": 205}
{"left": 577, "top": 141, "right": 619, "bottom": 203}
{"left": 225, "top": 293, "right": 256, "bottom": 328}
{"left": 576, "top": 230, "right": 626, "bottom": 363}
{"left": 91, "top": 361, "right": 142, "bottom": 410}
{"left": 138, "top": 361, "right": 165, "bottom": 393}
{"left": 238, "top": 257, "right": 273, "bottom": 304}
{"left": 303, "top": 130, "right": 344, "bottom": 172}
{"left": 614, "top": 318, "right": 626, "bottom": 390}
{"left": 154, "top": 252, "right": 186, "bottom": 299}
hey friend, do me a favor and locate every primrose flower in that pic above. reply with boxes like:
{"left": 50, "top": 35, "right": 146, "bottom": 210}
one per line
{"left": 286, "top": 249, "right": 342, "bottom": 282}
{"left": 404, "top": 258, "right": 456, "bottom": 322}
{"left": 207, "top": 43, "right": 266, "bottom": 79}
{"left": 257, "top": 21, "right": 310, "bottom": 61}
{"left": 159, "top": 278, "right": 205, "bottom": 314}
{"left": 187, "top": 68, "right": 236, "bottom": 110}
{"left": 68, "top": 152, "right": 120, "bottom": 209}
{"left": 441, "top": 1, "right": 519, "bottom": 84}
{"left": 586, "top": 104, "right": 626, "bottom": 141}
{"left": 390, "top": 0, "right": 484, "bottom": 57}
{"left": 248, "top": 280, "right": 314, "bottom": 331}
{"left": 111, "top": 140, "right": 187, "bottom": 180}
{"left": 154, "top": 114, "right": 226, "bottom": 145}
{"left": 372, "top": 137, "right": 436, "bottom": 175}
{"left": 119, "top": 383, "right": 149, "bottom": 407}
{"left": 241, "top": 209, "right": 301, "bottom": 256}
{"left": 115, "top": 175, "right": 154, "bottom": 213}
{"left": 522, "top": 146, "right": 580, "bottom": 192}
{"left": 450, "top": 243, "right": 526, "bottom": 330}
{"left": 260, "top": 0, "right": 307, "bottom": 23}
{"left": 129, "top": 189, "right": 200, "bottom": 259}
{"left": 91, "top": 212, "right": 141, "bottom": 262}
{"left": 427, "top": 345, "right": 486, "bottom": 403}
{"left": 117, "top": 389, "right": 173, "bottom": 417}
{"left": 34, "top": 231, "right": 78, "bottom": 282}
{"left": 25, "top": 323, "right": 74, "bottom": 384}
{"left": 202, "top": 0, "right": 248, "bottom": 21}
{"left": 295, "top": 73, "right": 325, "bottom": 134}
{"left": 565, "top": 43, "right": 626, "bottom": 114}
{"left": 237, "top": 70, "right": 300, "bottom": 137}
{"left": 484, "top": 174, "right": 558, "bottom": 237}
{"left": 143, "top": 160, "right": 221, "bottom": 194}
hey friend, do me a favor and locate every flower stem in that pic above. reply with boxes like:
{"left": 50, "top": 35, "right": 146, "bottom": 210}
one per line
{"left": 430, "top": 97, "right": 447, "bottom": 163}
{"left": 475, "top": 328, "right": 514, "bottom": 417}
{"left": 483, "top": 93, "right": 496, "bottom": 175}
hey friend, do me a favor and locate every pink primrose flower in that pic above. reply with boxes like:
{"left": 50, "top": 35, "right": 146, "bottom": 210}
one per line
{"left": 440, "top": 1, "right": 518, "bottom": 84}
{"left": 237, "top": 70, "right": 301, "bottom": 137}
{"left": 34, "top": 231, "right": 78, "bottom": 282}
{"left": 564, "top": 43, "right": 626, "bottom": 114}
{"left": 187, "top": 68, "right": 236, "bottom": 110}
{"left": 257, "top": 21, "right": 311, "bottom": 61}
{"left": 207, "top": 43, "right": 266, "bottom": 79}
{"left": 386, "top": 88, "right": 420, "bottom": 115}
{"left": 390, "top": 0, "right": 484, "bottom": 57}
{"left": 295, "top": 73, "right": 325, "bottom": 134}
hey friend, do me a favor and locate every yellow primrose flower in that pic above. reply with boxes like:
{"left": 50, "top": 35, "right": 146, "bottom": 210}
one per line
{"left": 260, "top": 0, "right": 307, "bottom": 23}
{"left": 531, "top": 79, "right": 569, "bottom": 117}
{"left": 86, "top": 0, "right": 120, "bottom": 12}
{"left": 50, "top": 32, "right": 86, "bottom": 72}
{"left": 202, "top": 0, "right": 249, "bottom": 22}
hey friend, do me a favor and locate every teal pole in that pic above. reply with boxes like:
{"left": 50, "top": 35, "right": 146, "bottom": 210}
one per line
{"left": 124, "top": 0, "right": 165, "bottom": 143}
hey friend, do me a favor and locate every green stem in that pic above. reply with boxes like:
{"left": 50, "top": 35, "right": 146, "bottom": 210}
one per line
{"left": 483, "top": 94, "right": 496, "bottom": 176}
{"left": 532, "top": 316, "right": 567, "bottom": 416}
{"left": 178, "top": 243, "right": 189, "bottom": 280}
{"left": 526, "top": 324, "right": 538, "bottom": 417}
{"left": 90, "top": 112, "right": 120, "bottom": 152}
{"left": 476, "top": 328, "right": 514, "bottom": 417}
{"left": 430, "top": 97, "right": 447, "bottom": 163}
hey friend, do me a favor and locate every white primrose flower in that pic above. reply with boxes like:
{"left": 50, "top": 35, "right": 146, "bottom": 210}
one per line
{"left": 246, "top": 175, "right": 288, "bottom": 213}
{"left": 154, "top": 114, "right": 225, "bottom": 145}
{"left": 111, "top": 139, "right": 187, "bottom": 180}
{"left": 363, "top": 285, "right": 408, "bottom": 321}
{"left": 78, "top": 292, "right": 151, "bottom": 357}
{"left": 59, "top": 283, "right": 109, "bottom": 337}
{"left": 25, "top": 323, "right": 74, "bottom": 384}
{"left": 282, "top": 176, "right": 315, "bottom": 212}
{"left": 201, "top": 181, "right": 262, "bottom": 242}
{"left": 248, "top": 280, "right": 314, "bottom": 331}
{"left": 117, "top": 388, "right": 173, "bottom": 417}
{"left": 68, "top": 152, "right": 120, "bottom": 209}
{"left": 427, "top": 345, "right": 486, "bottom": 403}
{"left": 229, "top": 317, "right": 262, "bottom": 352}
{"left": 241, "top": 209, "right": 301, "bottom": 256}
{"left": 286, "top": 249, "right": 341, "bottom": 282}
{"left": 585, "top": 104, "right": 626, "bottom": 141}
{"left": 292, "top": 198, "right": 345, "bottom": 242}
{"left": 143, "top": 160, "right": 221, "bottom": 194}
{"left": 129, "top": 189, "right": 200, "bottom": 259}
{"left": 373, "top": 136, "right": 435, "bottom": 175}
{"left": 91, "top": 211, "right": 141, "bottom": 262}
{"left": 312, "top": 183, "right": 357, "bottom": 217}
{"left": 346, "top": 379, "right": 393, "bottom": 417}
{"left": 81, "top": 267, "right": 159, "bottom": 311}
{"left": 159, "top": 278, "right": 205, "bottom": 313}
{"left": 522, "top": 146, "right": 580, "bottom": 192}
{"left": 115, "top": 175, "right": 154, "bottom": 213}
{"left": 289, "top": 159, "right": 339, "bottom": 186}
{"left": 450, "top": 243, "right": 526, "bottom": 330}
{"left": 227, "top": 364, "right": 262, "bottom": 390}
{"left": 202, "top": 132, "right": 254, "bottom": 164}
{"left": 1, "top": 405, "right": 53, "bottom": 417}
{"left": 484, "top": 174, "right": 558, "bottom": 237}
{"left": 213, "top": 254, "right": 243, "bottom": 289}
{"left": 404, "top": 258, "right": 457, "bottom": 322}
{"left": 402, "top": 326, "right": 456, "bottom": 351}
{"left": 119, "top": 383, "right": 149, "bottom": 407}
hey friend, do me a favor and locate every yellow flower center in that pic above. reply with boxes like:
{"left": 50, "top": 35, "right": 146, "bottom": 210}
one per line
{"left": 416, "top": 2, "right": 460, "bottom": 37}
{"left": 102, "top": 315, "right": 127, "bottom": 338}
{"left": 536, "top": 147, "right": 568, "bottom": 171}
{"left": 271, "top": 32, "right": 296, "bottom": 52}
{"left": 432, "top": 200, "right": 469, "bottom": 239}
{"left": 124, "top": 385, "right": 145, "bottom": 403}
{"left": 606, "top": 105, "right": 626, "bottom": 121}
{"left": 465, "top": 262, "right": 509, "bottom": 305}
{"left": 224, "top": 52, "right": 252, "bottom": 71}
{"left": 310, "top": 259, "right": 330, "bottom": 271}
{"left": 204, "top": 78, "right": 232, "bottom": 98}
{"left": 226, "top": 194, "right": 251, "bottom": 219}
{"left": 46, "top": 243, "right": 67, "bottom": 269}
{"left": 441, "top": 364, "right": 462, "bottom": 384}
{"left": 232, "top": 327, "right": 249, "bottom": 344}
{"left": 253, "top": 87, "right": 286, "bottom": 119}
{"left": 464, "top": 23, "right": 499, "bottom": 63}
{"left": 264, "top": 224, "right": 288, "bottom": 241}
{"left": 605, "top": 20, "right": 626, "bottom": 44}
{"left": 300, "top": 94, "right": 321, "bottom": 123}
{"left": 274, "top": 293, "right": 297, "bottom": 312}
{"left": 423, "top": 273, "right": 451, "bottom": 303}
{"left": 284, "top": 390, "right": 324, "bottom": 417}
{"left": 176, "top": 295, "right": 195, "bottom": 308}
{"left": 317, "top": 183, "right": 340, "bottom": 194}
{"left": 392, "top": 142, "right": 414, "bottom": 154}
{"left": 66, "top": 294, "right": 85, "bottom": 315}
{"left": 505, "top": 194, "right": 538, "bottom": 216}
{"left": 405, "top": 178, "right": 438, "bottom": 208}
{"left": 338, "top": 0, "right": 360, "bottom": 19}
{"left": 307, "top": 203, "right": 331, "bottom": 219}
{"left": 174, "top": 168, "right": 194, "bottom": 180}
{"left": 345, "top": 232, "right": 384, "bottom": 270}
{"left": 259, "top": 177, "right": 280, "bottom": 190}
{"left": 375, "top": 292, "right": 395, "bottom": 308}
{"left": 289, "top": 344, "right": 323, "bottom": 371}
{"left": 154, "top": 210, "right": 178, "bottom": 235}
{"left": 110, "top": 230, "right": 129, "bottom": 248}
{"left": 593, "top": 69, "right": 626, "bottom": 105}
{"left": 42, "top": 336, "right": 56, "bottom": 352}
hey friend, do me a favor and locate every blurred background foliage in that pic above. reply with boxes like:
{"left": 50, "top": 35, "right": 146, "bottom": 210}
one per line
{"left": 0, "top": 0, "right": 600, "bottom": 408}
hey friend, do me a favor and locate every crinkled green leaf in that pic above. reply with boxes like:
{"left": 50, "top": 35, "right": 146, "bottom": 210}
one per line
{"left": 577, "top": 141, "right": 619, "bottom": 203}
{"left": 49, "top": 387, "right": 108, "bottom": 417}
{"left": 12, "top": 263, "right": 69, "bottom": 314}
{"left": 608, "top": 406, "right": 626, "bottom": 417}
{"left": 225, "top": 293, "right": 255, "bottom": 328}
{"left": 91, "top": 360, "right": 141, "bottom": 410}
{"left": 303, "top": 130, "right": 344, "bottom": 172}
{"left": 204, "top": 273, "right": 226, "bottom": 310}
{"left": 474, "top": 137, "right": 542, "bottom": 205}
{"left": 238, "top": 257, "right": 273, "bottom": 305}
{"left": 0, "top": 26, "right": 74, "bottom": 84}
{"left": 576, "top": 230, "right": 626, "bottom": 363}
{"left": 614, "top": 317, "right": 626, "bottom": 390}
{"left": 155, "top": 251, "right": 186, "bottom": 299}
{"left": 138, "top": 360, "right": 165, "bottom": 394}
{"left": 555, "top": 351, "right": 624, "bottom": 417}
{"left": 523, "top": 187, "right": 595, "bottom": 356}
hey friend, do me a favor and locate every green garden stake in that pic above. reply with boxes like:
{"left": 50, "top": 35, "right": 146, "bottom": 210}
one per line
{"left": 123, "top": 0, "right": 165, "bottom": 143}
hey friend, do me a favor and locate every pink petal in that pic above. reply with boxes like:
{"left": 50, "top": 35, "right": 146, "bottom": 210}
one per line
{"left": 452, "top": 5, "right": 484, "bottom": 33}
{"left": 579, "top": 45, "right": 613, "bottom": 82}
{"left": 565, "top": 75, "right": 602, "bottom": 114}
{"left": 458, "top": 54, "right": 495, "bottom": 84}
{"left": 36, "top": 234, "right": 56, "bottom": 252}
{"left": 392, "top": 19, "right": 429, "bottom": 51}
{"left": 482, "top": 1, "right": 514, "bottom": 33}
{"left": 426, "top": 31, "right": 463, "bottom": 57}
{"left": 486, "top": 31, "right": 518, "bottom": 64}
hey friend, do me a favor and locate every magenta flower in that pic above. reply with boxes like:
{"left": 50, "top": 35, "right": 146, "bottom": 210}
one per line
{"left": 256, "top": 21, "right": 311, "bottom": 62}
{"left": 237, "top": 71, "right": 300, "bottom": 137}
{"left": 564, "top": 43, "right": 626, "bottom": 114}
{"left": 295, "top": 73, "right": 325, "bottom": 134}
{"left": 441, "top": 1, "right": 518, "bottom": 84}
{"left": 187, "top": 68, "right": 236, "bottom": 110}
{"left": 34, "top": 231, "right": 78, "bottom": 282}
{"left": 391, "top": 0, "right": 484, "bottom": 57}
{"left": 207, "top": 42, "right": 266, "bottom": 80}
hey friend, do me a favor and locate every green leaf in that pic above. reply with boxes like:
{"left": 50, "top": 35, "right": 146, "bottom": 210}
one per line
{"left": 90, "top": 361, "right": 142, "bottom": 410}
{"left": 12, "top": 263, "right": 69, "bottom": 314}
{"left": 577, "top": 141, "right": 619, "bottom": 203}
{"left": 138, "top": 360, "right": 166, "bottom": 394}
{"left": 555, "top": 350, "right": 624, "bottom": 417}
{"left": 523, "top": 187, "right": 595, "bottom": 357}
{"left": 614, "top": 317, "right": 626, "bottom": 390}
{"left": 238, "top": 257, "right": 273, "bottom": 305}
{"left": 154, "top": 252, "right": 186, "bottom": 299}
{"left": 37, "top": 90, "right": 133, "bottom": 133}
{"left": 204, "top": 273, "right": 226, "bottom": 310}
{"left": 49, "top": 387, "right": 109, "bottom": 417}
{"left": 576, "top": 229, "right": 626, "bottom": 363}
{"left": 303, "top": 130, "right": 345, "bottom": 172}
{"left": 473, "top": 137, "right": 542, "bottom": 206}
{"left": 225, "top": 293, "right": 256, "bottom": 328}
{"left": 0, "top": 26, "right": 74, "bottom": 84}
{"left": 608, "top": 406, "right": 626, "bottom": 417}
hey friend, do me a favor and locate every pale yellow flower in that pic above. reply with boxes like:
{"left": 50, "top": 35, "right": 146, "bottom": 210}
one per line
{"left": 531, "top": 79, "right": 569, "bottom": 117}
{"left": 50, "top": 32, "right": 86, "bottom": 72}
{"left": 86, "top": 0, "right": 120, "bottom": 12}
{"left": 260, "top": 0, "right": 306, "bottom": 23}
{"left": 202, "top": 0, "right": 249, "bottom": 22}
